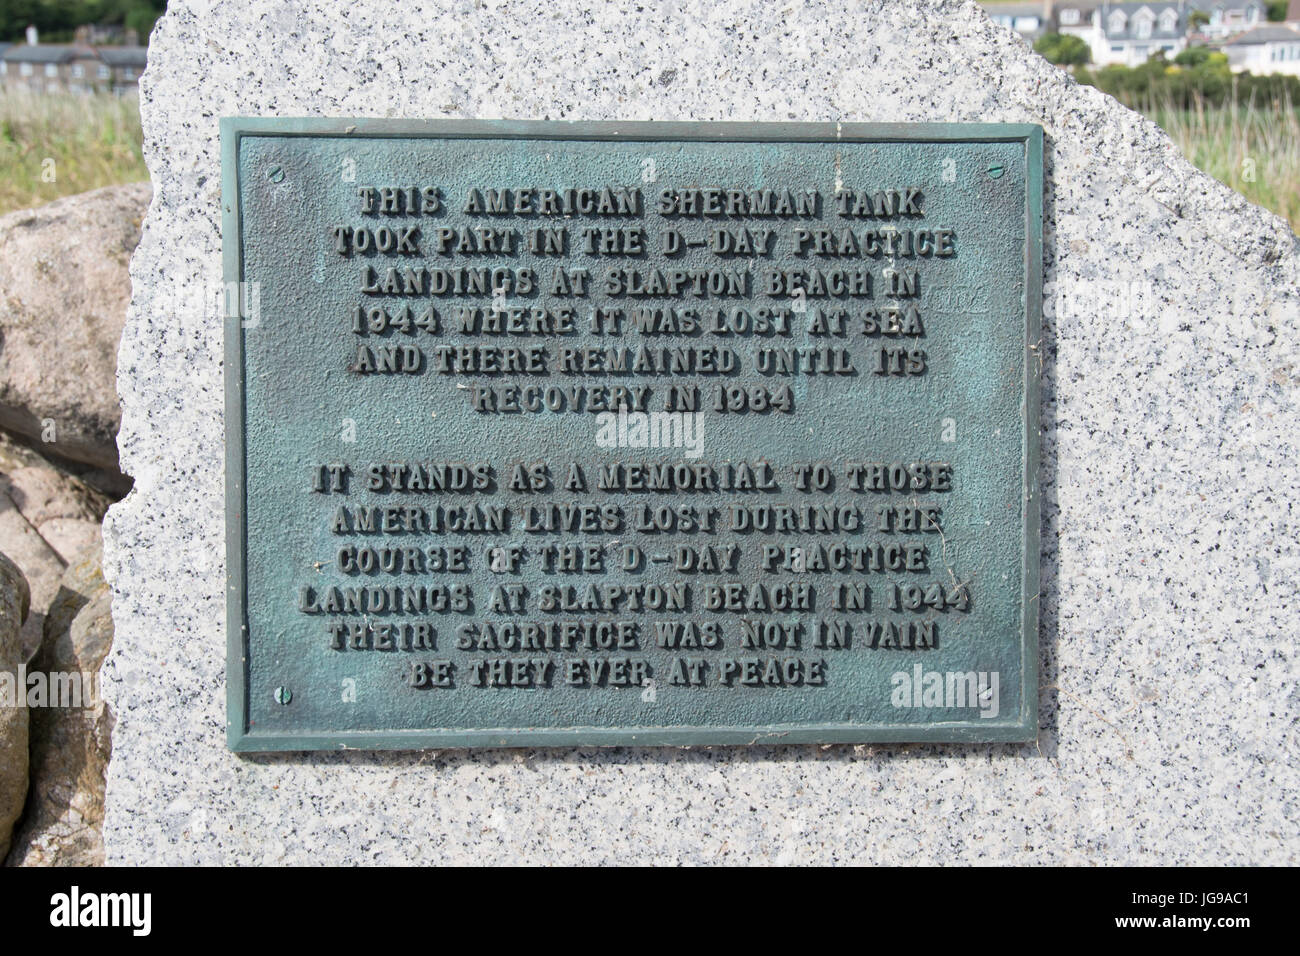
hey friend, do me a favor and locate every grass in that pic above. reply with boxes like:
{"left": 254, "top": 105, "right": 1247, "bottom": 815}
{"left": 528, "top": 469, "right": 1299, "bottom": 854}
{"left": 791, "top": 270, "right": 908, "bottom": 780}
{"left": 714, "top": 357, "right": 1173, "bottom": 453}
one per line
{"left": 0, "top": 90, "right": 146, "bottom": 216}
{"left": 1140, "top": 92, "right": 1300, "bottom": 231}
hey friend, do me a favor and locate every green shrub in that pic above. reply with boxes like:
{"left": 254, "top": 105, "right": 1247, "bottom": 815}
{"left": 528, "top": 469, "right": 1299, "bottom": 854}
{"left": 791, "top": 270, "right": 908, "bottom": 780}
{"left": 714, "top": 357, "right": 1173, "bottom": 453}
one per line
{"left": 1035, "top": 32, "right": 1091, "bottom": 66}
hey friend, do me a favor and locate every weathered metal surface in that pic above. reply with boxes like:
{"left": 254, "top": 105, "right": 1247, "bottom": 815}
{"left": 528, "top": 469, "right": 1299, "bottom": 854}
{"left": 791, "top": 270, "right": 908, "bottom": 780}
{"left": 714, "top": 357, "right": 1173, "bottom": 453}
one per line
{"left": 222, "top": 119, "right": 1042, "bottom": 750}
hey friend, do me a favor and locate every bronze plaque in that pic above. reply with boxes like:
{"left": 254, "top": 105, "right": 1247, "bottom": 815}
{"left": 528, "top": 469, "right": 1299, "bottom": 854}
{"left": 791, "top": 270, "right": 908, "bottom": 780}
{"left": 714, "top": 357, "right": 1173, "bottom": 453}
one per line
{"left": 222, "top": 119, "right": 1042, "bottom": 749}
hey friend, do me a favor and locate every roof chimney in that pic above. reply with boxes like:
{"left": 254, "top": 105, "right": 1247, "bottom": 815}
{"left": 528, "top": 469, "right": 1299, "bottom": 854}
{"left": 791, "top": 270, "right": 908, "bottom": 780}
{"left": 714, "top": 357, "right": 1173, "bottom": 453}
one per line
{"left": 25, "top": 24, "right": 37, "bottom": 46}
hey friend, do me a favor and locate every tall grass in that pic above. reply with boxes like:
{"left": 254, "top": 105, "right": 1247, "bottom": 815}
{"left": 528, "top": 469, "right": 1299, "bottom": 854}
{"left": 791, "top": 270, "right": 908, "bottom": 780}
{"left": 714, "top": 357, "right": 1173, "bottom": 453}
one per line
{"left": 0, "top": 89, "right": 146, "bottom": 216}
{"left": 1141, "top": 90, "right": 1300, "bottom": 231}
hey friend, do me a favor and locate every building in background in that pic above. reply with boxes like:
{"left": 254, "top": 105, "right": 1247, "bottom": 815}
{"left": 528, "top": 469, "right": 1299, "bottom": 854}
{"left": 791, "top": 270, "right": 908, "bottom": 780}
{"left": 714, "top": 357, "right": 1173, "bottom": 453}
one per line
{"left": 1093, "top": 2, "right": 1190, "bottom": 65}
{"left": 1055, "top": 1, "right": 1102, "bottom": 37}
{"left": 0, "top": 27, "right": 146, "bottom": 94}
{"left": 73, "top": 24, "right": 141, "bottom": 47}
{"left": 1187, "top": 0, "right": 1266, "bottom": 40}
{"left": 984, "top": 2, "right": 1055, "bottom": 41}
{"left": 96, "top": 46, "right": 148, "bottom": 93}
{"left": 1044, "top": 0, "right": 1294, "bottom": 67}
{"left": 1223, "top": 22, "right": 1300, "bottom": 72}
{"left": 1050, "top": 2, "right": 1189, "bottom": 65}
{"left": 0, "top": 44, "right": 99, "bottom": 94}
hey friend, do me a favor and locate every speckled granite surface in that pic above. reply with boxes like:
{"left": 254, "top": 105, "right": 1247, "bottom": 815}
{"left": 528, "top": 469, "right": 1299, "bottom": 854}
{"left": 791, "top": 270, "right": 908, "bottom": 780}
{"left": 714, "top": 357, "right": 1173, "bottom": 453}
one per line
{"left": 103, "top": 0, "right": 1299, "bottom": 864}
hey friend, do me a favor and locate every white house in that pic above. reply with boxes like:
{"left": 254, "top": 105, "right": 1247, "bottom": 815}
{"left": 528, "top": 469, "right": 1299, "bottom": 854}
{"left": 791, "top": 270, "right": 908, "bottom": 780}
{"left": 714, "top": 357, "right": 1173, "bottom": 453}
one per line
{"left": 1187, "top": 0, "right": 1266, "bottom": 40}
{"left": 1064, "top": 2, "right": 1190, "bottom": 66}
{"left": 1056, "top": 0, "right": 1102, "bottom": 36}
{"left": 1223, "top": 23, "right": 1300, "bottom": 74}
{"left": 1055, "top": 0, "right": 1105, "bottom": 61}
{"left": 984, "top": 2, "right": 1054, "bottom": 41}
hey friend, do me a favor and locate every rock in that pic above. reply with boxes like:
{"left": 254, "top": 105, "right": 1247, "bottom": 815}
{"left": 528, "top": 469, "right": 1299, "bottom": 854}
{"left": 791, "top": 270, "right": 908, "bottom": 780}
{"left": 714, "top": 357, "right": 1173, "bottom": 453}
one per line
{"left": 0, "top": 432, "right": 110, "bottom": 660}
{"left": 104, "top": 0, "right": 1300, "bottom": 864}
{"left": 6, "top": 546, "right": 112, "bottom": 867}
{"left": 0, "top": 183, "right": 151, "bottom": 479}
{"left": 0, "top": 551, "right": 31, "bottom": 861}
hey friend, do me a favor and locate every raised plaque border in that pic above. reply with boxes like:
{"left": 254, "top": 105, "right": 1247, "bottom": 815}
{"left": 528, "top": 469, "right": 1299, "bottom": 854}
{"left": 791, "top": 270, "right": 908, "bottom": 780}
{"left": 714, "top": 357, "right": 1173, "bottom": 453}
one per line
{"left": 222, "top": 118, "right": 1043, "bottom": 751}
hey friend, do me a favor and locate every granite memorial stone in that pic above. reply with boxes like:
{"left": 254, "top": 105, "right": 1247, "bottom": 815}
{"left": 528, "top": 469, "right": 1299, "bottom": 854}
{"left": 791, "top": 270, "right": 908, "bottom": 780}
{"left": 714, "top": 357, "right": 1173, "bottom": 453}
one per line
{"left": 102, "top": 0, "right": 1299, "bottom": 865}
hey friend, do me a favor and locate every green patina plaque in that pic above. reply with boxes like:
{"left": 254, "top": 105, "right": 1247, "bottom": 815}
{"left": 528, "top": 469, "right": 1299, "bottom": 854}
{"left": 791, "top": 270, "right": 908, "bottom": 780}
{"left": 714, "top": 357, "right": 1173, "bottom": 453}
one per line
{"left": 222, "top": 119, "right": 1041, "bottom": 751}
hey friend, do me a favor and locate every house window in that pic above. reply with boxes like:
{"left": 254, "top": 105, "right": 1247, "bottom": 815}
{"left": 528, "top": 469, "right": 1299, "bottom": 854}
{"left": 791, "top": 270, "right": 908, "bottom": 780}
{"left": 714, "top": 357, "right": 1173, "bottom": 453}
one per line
{"left": 1108, "top": 11, "right": 1127, "bottom": 33}
{"left": 0, "top": 62, "right": 6, "bottom": 76}
{"left": 45, "top": 63, "right": 58, "bottom": 77}
{"left": 1135, "top": 16, "right": 1153, "bottom": 40}
{"left": 97, "top": 64, "right": 110, "bottom": 79}
{"left": 1159, "top": 11, "right": 1178, "bottom": 32}
{"left": 122, "top": 69, "right": 135, "bottom": 81}
{"left": 1061, "top": 8, "right": 1080, "bottom": 24}
{"left": 20, "top": 62, "right": 33, "bottom": 77}
{"left": 71, "top": 64, "right": 84, "bottom": 78}
{"left": 1111, "top": 44, "right": 1125, "bottom": 52}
